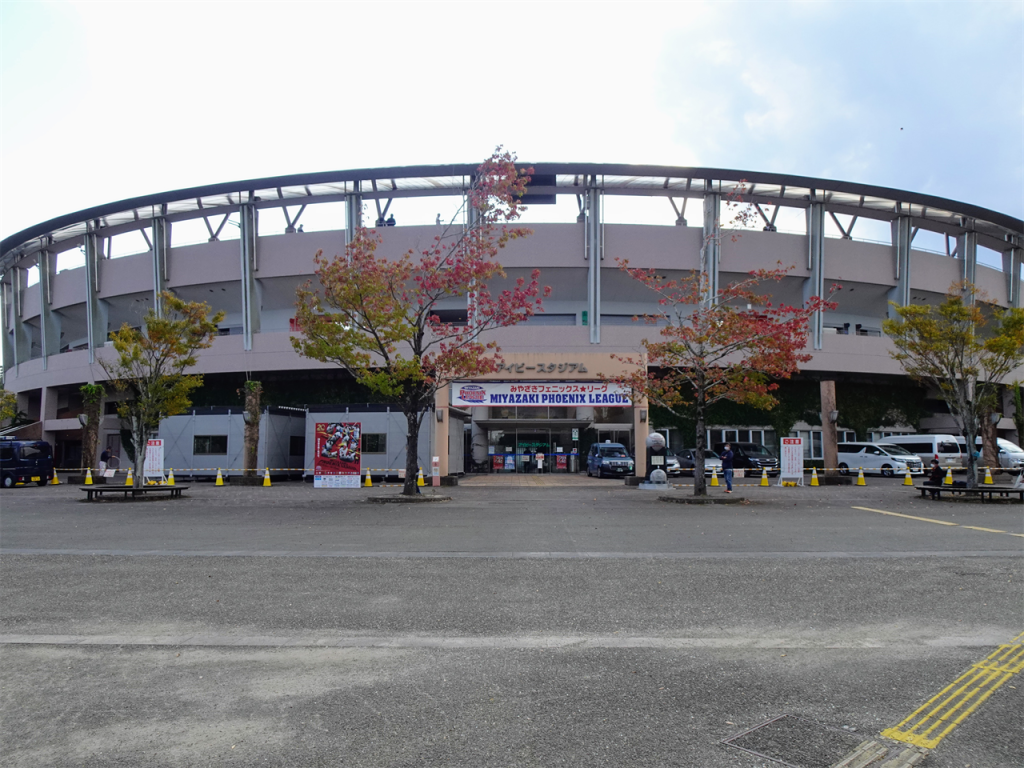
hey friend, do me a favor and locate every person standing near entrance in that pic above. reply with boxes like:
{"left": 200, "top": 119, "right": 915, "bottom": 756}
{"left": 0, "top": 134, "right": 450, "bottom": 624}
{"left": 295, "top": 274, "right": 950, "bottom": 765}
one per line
{"left": 99, "top": 448, "right": 111, "bottom": 473}
{"left": 720, "top": 443, "right": 734, "bottom": 493}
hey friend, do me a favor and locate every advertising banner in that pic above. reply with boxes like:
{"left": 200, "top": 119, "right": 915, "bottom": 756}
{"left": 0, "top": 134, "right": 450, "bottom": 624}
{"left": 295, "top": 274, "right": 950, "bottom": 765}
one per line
{"left": 780, "top": 437, "right": 804, "bottom": 484}
{"left": 452, "top": 381, "right": 633, "bottom": 407}
{"left": 313, "top": 422, "right": 361, "bottom": 489}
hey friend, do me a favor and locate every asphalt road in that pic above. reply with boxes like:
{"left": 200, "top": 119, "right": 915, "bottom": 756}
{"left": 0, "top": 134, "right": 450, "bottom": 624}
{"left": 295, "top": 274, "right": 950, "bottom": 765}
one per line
{"left": 1, "top": 479, "right": 1021, "bottom": 767}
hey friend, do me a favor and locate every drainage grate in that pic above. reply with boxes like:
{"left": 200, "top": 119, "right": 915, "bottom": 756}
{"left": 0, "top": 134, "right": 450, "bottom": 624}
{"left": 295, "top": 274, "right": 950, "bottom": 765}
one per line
{"left": 720, "top": 714, "right": 867, "bottom": 768}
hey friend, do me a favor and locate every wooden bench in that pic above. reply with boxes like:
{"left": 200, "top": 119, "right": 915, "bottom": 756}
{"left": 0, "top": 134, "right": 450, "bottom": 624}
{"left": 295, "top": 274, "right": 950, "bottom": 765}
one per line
{"left": 81, "top": 485, "right": 189, "bottom": 502}
{"left": 916, "top": 484, "right": 1024, "bottom": 503}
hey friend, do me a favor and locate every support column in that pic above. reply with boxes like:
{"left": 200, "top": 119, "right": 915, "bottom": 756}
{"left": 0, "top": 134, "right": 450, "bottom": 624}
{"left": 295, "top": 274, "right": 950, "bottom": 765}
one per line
{"left": 152, "top": 213, "right": 170, "bottom": 317}
{"left": 84, "top": 231, "right": 110, "bottom": 364}
{"left": 434, "top": 386, "right": 450, "bottom": 480}
{"left": 1003, "top": 237, "right": 1022, "bottom": 309}
{"left": 820, "top": 380, "right": 838, "bottom": 476}
{"left": 887, "top": 215, "right": 912, "bottom": 319}
{"left": 0, "top": 278, "right": 14, "bottom": 373}
{"left": 7, "top": 268, "right": 31, "bottom": 369}
{"left": 803, "top": 202, "right": 825, "bottom": 349}
{"left": 239, "top": 202, "right": 261, "bottom": 351}
{"left": 38, "top": 248, "right": 61, "bottom": 368}
{"left": 40, "top": 385, "right": 59, "bottom": 445}
{"left": 345, "top": 184, "right": 362, "bottom": 247}
{"left": 957, "top": 226, "right": 978, "bottom": 287}
{"left": 701, "top": 190, "right": 721, "bottom": 305}
{"left": 633, "top": 396, "right": 649, "bottom": 472}
{"left": 584, "top": 182, "right": 602, "bottom": 344}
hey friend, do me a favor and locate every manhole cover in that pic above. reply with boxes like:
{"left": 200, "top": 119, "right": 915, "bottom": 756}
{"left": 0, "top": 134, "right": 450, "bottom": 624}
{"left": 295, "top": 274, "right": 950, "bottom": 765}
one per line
{"left": 720, "top": 714, "right": 866, "bottom": 768}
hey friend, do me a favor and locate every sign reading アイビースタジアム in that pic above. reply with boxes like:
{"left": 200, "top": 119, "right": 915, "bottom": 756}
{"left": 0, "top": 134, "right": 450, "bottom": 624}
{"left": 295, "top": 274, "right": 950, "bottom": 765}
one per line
{"left": 452, "top": 381, "right": 633, "bottom": 407}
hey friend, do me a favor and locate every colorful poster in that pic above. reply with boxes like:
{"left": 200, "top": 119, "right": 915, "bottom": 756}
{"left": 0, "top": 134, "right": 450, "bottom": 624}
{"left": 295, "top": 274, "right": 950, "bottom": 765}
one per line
{"left": 313, "top": 422, "right": 361, "bottom": 488}
{"left": 492, "top": 455, "right": 504, "bottom": 471}
{"left": 556, "top": 455, "right": 567, "bottom": 469}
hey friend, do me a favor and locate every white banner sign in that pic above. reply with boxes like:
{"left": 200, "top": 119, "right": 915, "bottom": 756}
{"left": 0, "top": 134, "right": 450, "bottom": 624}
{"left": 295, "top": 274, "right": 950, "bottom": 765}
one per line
{"left": 144, "top": 439, "right": 164, "bottom": 475}
{"left": 452, "top": 381, "right": 633, "bottom": 407}
{"left": 780, "top": 437, "right": 804, "bottom": 481}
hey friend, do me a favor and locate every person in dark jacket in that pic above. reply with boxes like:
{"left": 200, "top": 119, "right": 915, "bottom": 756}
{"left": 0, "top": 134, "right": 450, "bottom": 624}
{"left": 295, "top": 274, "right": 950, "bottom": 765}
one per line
{"left": 720, "top": 443, "right": 734, "bottom": 493}
{"left": 924, "top": 458, "right": 943, "bottom": 499}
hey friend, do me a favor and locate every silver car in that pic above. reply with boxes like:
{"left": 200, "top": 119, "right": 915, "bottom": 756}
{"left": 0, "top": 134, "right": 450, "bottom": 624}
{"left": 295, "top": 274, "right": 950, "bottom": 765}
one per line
{"left": 675, "top": 449, "right": 724, "bottom": 477}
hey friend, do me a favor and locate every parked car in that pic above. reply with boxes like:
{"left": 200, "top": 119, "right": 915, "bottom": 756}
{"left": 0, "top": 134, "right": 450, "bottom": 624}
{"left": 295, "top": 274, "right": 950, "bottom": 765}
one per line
{"left": 836, "top": 442, "right": 924, "bottom": 477}
{"left": 954, "top": 436, "right": 1024, "bottom": 469}
{"left": 586, "top": 442, "right": 635, "bottom": 478}
{"left": 674, "top": 448, "right": 724, "bottom": 477}
{"left": 712, "top": 442, "right": 780, "bottom": 477}
{"left": 880, "top": 434, "right": 962, "bottom": 469}
{"left": 0, "top": 438, "right": 54, "bottom": 488}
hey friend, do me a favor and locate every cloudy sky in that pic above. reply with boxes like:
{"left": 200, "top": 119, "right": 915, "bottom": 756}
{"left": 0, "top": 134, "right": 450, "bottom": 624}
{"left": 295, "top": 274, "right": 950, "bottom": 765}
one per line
{"left": 1, "top": 0, "right": 1022, "bottom": 241}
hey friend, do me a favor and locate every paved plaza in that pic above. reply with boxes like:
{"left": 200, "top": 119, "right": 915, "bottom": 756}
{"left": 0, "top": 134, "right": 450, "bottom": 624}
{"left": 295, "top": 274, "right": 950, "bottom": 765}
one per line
{"left": 1, "top": 478, "right": 1022, "bottom": 767}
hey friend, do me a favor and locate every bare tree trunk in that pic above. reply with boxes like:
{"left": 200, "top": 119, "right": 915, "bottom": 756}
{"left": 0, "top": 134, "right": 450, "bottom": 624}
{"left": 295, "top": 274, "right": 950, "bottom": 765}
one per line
{"left": 242, "top": 383, "right": 262, "bottom": 479}
{"left": 132, "top": 415, "right": 147, "bottom": 483}
{"left": 694, "top": 391, "right": 707, "bottom": 497}
{"left": 81, "top": 399, "right": 101, "bottom": 470}
{"left": 820, "top": 379, "right": 838, "bottom": 477}
{"left": 981, "top": 412, "right": 999, "bottom": 477}
{"left": 403, "top": 409, "right": 422, "bottom": 496}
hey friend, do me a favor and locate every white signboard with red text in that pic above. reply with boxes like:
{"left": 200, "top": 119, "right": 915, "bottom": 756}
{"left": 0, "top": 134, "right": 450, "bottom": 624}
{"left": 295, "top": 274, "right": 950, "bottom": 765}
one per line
{"left": 144, "top": 438, "right": 164, "bottom": 481}
{"left": 779, "top": 437, "right": 804, "bottom": 485}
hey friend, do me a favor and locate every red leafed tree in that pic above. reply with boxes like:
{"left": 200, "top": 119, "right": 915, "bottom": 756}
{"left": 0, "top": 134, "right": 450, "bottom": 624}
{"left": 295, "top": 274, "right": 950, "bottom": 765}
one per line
{"left": 611, "top": 266, "right": 838, "bottom": 496}
{"left": 293, "top": 149, "right": 549, "bottom": 495}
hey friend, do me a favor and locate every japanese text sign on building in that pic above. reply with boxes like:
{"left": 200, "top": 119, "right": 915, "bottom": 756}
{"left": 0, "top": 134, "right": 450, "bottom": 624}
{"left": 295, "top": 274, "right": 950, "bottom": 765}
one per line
{"left": 452, "top": 381, "right": 632, "bottom": 407}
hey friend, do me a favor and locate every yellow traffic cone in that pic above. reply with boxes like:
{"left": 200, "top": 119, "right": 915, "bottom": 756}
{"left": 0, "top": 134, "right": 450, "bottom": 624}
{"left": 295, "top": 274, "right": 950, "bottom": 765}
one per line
{"left": 84, "top": 468, "right": 93, "bottom": 486}
{"left": 760, "top": 468, "right": 769, "bottom": 487}
{"left": 903, "top": 468, "right": 913, "bottom": 486}
{"left": 710, "top": 466, "right": 719, "bottom": 487}
{"left": 943, "top": 467, "right": 953, "bottom": 486}
{"left": 417, "top": 467, "right": 425, "bottom": 487}
{"left": 215, "top": 468, "right": 224, "bottom": 486}
{"left": 810, "top": 467, "right": 819, "bottom": 487}
{"left": 856, "top": 467, "right": 866, "bottom": 486}
{"left": 167, "top": 469, "right": 175, "bottom": 486}
{"left": 263, "top": 467, "right": 272, "bottom": 487}
{"left": 125, "top": 467, "right": 134, "bottom": 486}
{"left": 364, "top": 468, "right": 372, "bottom": 487}
{"left": 984, "top": 466, "right": 994, "bottom": 485}
{"left": 50, "top": 470, "right": 61, "bottom": 485}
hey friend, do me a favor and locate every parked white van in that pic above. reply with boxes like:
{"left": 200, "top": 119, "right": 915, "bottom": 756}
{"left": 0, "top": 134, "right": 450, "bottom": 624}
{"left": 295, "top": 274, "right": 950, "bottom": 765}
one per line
{"left": 880, "top": 435, "right": 962, "bottom": 469}
{"left": 953, "top": 436, "right": 1024, "bottom": 469}
{"left": 836, "top": 442, "right": 925, "bottom": 476}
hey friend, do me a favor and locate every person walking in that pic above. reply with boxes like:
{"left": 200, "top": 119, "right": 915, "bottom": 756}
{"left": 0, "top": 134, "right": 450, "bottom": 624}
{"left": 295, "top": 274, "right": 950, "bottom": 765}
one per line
{"left": 720, "top": 442, "right": 734, "bottom": 493}
{"left": 99, "top": 447, "right": 111, "bottom": 473}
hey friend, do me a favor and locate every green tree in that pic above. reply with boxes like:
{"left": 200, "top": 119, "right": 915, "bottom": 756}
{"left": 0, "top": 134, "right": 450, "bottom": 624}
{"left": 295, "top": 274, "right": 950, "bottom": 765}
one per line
{"left": 100, "top": 291, "right": 224, "bottom": 480}
{"left": 883, "top": 282, "right": 1024, "bottom": 488}
{"left": 0, "top": 389, "right": 17, "bottom": 427}
{"left": 293, "top": 149, "right": 548, "bottom": 495}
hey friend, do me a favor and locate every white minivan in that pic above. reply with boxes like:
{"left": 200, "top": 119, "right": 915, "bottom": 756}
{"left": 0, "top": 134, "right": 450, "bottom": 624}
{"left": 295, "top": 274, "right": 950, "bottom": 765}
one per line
{"left": 881, "top": 434, "right": 962, "bottom": 469}
{"left": 836, "top": 442, "right": 925, "bottom": 476}
{"left": 953, "top": 436, "right": 1024, "bottom": 469}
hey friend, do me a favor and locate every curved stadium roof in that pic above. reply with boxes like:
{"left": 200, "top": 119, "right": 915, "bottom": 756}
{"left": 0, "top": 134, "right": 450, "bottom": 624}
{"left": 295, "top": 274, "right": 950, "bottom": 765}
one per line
{"left": 3, "top": 163, "right": 1021, "bottom": 275}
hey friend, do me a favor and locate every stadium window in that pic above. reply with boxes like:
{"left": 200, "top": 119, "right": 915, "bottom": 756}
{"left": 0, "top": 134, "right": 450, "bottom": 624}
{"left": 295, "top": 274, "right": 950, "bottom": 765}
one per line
{"left": 194, "top": 435, "right": 228, "bottom": 455}
{"left": 362, "top": 433, "right": 387, "bottom": 454}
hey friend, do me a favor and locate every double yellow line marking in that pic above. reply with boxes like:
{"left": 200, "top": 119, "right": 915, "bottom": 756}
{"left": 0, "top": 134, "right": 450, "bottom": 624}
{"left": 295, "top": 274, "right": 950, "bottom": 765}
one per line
{"left": 881, "top": 634, "right": 1024, "bottom": 749}
{"left": 851, "top": 506, "right": 1024, "bottom": 537}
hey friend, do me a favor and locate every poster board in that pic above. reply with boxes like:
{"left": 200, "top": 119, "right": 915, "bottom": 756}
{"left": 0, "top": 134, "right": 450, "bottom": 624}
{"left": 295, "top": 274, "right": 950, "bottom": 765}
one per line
{"left": 779, "top": 437, "right": 804, "bottom": 485}
{"left": 144, "top": 439, "right": 165, "bottom": 482}
{"left": 313, "top": 422, "right": 361, "bottom": 489}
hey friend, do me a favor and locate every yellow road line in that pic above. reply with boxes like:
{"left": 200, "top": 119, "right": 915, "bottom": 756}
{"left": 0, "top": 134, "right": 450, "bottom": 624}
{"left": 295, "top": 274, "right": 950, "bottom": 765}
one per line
{"left": 961, "top": 525, "right": 1007, "bottom": 533}
{"left": 881, "top": 641, "right": 1024, "bottom": 749}
{"left": 851, "top": 506, "right": 959, "bottom": 525}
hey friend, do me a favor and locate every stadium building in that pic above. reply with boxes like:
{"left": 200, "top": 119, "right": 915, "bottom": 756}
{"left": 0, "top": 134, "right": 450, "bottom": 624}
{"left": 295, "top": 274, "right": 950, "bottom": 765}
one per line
{"left": 2, "top": 164, "right": 1022, "bottom": 477}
